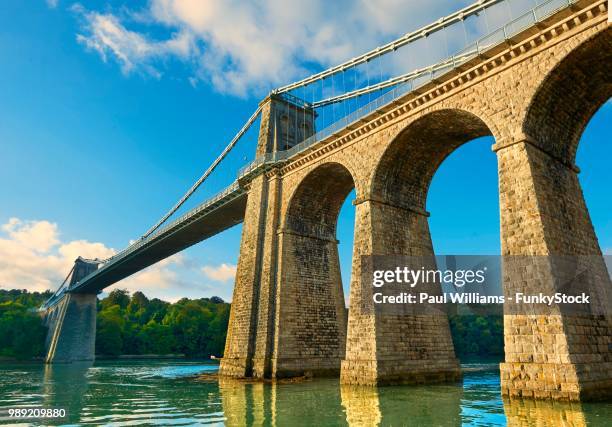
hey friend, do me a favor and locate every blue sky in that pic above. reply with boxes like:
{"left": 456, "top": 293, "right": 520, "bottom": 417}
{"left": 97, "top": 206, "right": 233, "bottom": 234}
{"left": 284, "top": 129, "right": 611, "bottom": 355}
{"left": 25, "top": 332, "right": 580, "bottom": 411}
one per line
{"left": 0, "top": 0, "right": 609, "bottom": 302}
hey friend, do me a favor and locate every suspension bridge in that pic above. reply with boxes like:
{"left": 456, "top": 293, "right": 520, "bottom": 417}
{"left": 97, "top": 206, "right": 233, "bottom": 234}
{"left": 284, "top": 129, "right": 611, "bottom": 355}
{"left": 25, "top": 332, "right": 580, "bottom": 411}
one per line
{"left": 42, "top": 0, "right": 578, "bottom": 309}
{"left": 40, "top": 0, "right": 612, "bottom": 402}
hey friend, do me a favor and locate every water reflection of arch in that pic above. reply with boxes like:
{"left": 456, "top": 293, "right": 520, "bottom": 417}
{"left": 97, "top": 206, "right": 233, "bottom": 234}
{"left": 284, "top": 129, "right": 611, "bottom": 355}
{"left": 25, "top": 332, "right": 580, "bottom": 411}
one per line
{"left": 503, "top": 398, "right": 587, "bottom": 427}
{"left": 218, "top": 378, "right": 275, "bottom": 426}
{"left": 43, "top": 362, "right": 92, "bottom": 425}
{"left": 219, "top": 378, "right": 346, "bottom": 426}
{"left": 341, "top": 385, "right": 381, "bottom": 427}
{"left": 341, "top": 383, "right": 463, "bottom": 426}
{"left": 219, "top": 379, "right": 465, "bottom": 425}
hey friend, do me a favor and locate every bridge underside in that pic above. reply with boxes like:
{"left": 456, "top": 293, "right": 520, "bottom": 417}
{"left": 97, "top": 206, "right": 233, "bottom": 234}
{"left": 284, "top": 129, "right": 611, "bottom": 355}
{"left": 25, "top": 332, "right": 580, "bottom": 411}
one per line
{"left": 73, "top": 192, "right": 247, "bottom": 295}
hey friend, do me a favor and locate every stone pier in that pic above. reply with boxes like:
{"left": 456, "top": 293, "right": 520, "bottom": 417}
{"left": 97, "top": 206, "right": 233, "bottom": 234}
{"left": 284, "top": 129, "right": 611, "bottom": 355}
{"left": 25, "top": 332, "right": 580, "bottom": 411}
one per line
{"left": 44, "top": 258, "right": 99, "bottom": 364}
{"left": 496, "top": 138, "right": 612, "bottom": 401}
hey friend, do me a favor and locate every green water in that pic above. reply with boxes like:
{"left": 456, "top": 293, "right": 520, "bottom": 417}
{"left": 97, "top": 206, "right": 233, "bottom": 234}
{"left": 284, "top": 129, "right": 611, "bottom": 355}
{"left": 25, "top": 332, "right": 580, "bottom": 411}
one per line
{"left": 0, "top": 361, "right": 610, "bottom": 426}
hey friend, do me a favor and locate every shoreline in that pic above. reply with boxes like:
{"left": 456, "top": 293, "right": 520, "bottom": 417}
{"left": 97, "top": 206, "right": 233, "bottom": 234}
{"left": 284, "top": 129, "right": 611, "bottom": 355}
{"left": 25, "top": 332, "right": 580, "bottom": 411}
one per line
{"left": 0, "top": 354, "right": 219, "bottom": 363}
{"left": 95, "top": 354, "right": 189, "bottom": 360}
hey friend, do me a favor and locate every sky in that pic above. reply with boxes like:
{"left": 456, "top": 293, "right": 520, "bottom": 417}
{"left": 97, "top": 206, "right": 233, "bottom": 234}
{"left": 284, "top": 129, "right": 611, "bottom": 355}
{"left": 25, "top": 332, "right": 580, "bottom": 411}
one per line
{"left": 0, "top": 0, "right": 610, "bottom": 303}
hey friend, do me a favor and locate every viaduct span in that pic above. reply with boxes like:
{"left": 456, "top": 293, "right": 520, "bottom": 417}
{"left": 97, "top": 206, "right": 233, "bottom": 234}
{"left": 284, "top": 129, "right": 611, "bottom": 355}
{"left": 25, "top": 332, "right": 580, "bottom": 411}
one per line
{"left": 41, "top": 0, "right": 611, "bottom": 401}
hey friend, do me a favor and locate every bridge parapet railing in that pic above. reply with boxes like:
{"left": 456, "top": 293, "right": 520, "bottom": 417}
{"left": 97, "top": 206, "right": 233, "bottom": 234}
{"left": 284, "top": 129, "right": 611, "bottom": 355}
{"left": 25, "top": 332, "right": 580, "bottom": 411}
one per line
{"left": 237, "top": 151, "right": 289, "bottom": 178}
{"left": 53, "top": 181, "right": 244, "bottom": 300}
{"left": 238, "top": 0, "right": 578, "bottom": 180}
{"left": 104, "top": 181, "right": 243, "bottom": 264}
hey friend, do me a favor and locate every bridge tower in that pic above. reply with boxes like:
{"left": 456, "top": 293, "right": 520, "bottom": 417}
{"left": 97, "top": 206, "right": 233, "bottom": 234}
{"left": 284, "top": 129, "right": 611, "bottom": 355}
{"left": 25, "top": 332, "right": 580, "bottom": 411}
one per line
{"left": 43, "top": 257, "right": 100, "bottom": 363}
{"left": 255, "top": 93, "right": 316, "bottom": 155}
{"left": 220, "top": 94, "right": 327, "bottom": 379}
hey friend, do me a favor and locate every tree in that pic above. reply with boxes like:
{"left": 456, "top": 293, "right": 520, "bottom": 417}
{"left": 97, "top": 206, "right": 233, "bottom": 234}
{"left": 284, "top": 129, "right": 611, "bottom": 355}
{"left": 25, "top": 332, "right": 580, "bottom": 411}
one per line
{"left": 164, "top": 301, "right": 206, "bottom": 356}
{"left": 96, "top": 304, "right": 125, "bottom": 356}
{"left": 0, "top": 289, "right": 52, "bottom": 307}
{"left": 101, "top": 289, "right": 130, "bottom": 310}
{"left": 0, "top": 289, "right": 232, "bottom": 359}
{"left": 210, "top": 296, "right": 224, "bottom": 304}
{"left": 138, "top": 320, "right": 176, "bottom": 354}
{"left": 127, "top": 291, "right": 150, "bottom": 325}
{"left": 206, "top": 303, "right": 230, "bottom": 357}
{"left": 0, "top": 301, "right": 47, "bottom": 359}
{"left": 449, "top": 314, "right": 503, "bottom": 358}
{"left": 147, "top": 298, "right": 170, "bottom": 323}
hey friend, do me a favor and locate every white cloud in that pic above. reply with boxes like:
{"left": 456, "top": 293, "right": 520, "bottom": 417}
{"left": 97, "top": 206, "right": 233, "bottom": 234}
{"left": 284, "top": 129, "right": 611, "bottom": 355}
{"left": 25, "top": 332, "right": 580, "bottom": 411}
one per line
{"left": 0, "top": 218, "right": 113, "bottom": 292}
{"left": 46, "top": 0, "right": 59, "bottom": 9}
{"left": 106, "top": 254, "right": 185, "bottom": 298}
{"left": 2, "top": 218, "right": 60, "bottom": 252}
{"left": 72, "top": 0, "right": 470, "bottom": 96}
{"left": 0, "top": 217, "right": 233, "bottom": 302}
{"left": 74, "top": 6, "right": 193, "bottom": 79}
{"left": 202, "top": 263, "right": 236, "bottom": 282}
{"left": 58, "top": 240, "right": 115, "bottom": 261}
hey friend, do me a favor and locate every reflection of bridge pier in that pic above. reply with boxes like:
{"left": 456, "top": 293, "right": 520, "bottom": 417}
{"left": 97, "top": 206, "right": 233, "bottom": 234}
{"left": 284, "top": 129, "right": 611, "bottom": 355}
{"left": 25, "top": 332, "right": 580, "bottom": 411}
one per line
{"left": 43, "top": 362, "right": 93, "bottom": 424}
{"left": 220, "top": 378, "right": 351, "bottom": 426}
{"left": 503, "top": 398, "right": 588, "bottom": 427}
{"left": 219, "top": 378, "right": 464, "bottom": 426}
{"left": 340, "top": 386, "right": 381, "bottom": 427}
{"left": 218, "top": 378, "right": 276, "bottom": 427}
{"left": 341, "top": 384, "right": 463, "bottom": 426}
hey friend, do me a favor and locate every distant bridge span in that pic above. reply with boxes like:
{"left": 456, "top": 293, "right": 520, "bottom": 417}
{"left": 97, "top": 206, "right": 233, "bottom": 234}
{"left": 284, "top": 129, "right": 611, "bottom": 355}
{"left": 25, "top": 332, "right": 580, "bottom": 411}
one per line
{"left": 72, "top": 186, "right": 246, "bottom": 295}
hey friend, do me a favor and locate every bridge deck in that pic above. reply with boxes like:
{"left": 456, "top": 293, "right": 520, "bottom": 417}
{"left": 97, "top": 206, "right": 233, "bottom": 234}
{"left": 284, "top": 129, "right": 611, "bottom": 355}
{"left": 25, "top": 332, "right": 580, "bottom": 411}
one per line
{"left": 69, "top": 184, "right": 247, "bottom": 296}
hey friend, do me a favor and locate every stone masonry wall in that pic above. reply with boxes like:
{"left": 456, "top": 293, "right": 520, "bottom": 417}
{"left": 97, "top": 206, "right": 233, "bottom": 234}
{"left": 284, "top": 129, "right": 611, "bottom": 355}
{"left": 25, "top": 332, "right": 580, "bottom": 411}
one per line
{"left": 221, "top": 0, "right": 611, "bottom": 400}
{"left": 496, "top": 139, "right": 612, "bottom": 400}
{"left": 44, "top": 293, "right": 97, "bottom": 363}
{"left": 220, "top": 174, "right": 269, "bottom": 377}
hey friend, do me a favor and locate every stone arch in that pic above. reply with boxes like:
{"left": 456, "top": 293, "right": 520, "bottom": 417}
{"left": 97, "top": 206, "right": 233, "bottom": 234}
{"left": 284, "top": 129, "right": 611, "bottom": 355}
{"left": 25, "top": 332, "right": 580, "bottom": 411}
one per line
{"left": 523, "top": 27, "right": 611, "bottom": 164}
{"left": 274, "top": 161, "right": 356, "bottom": 377}
{"left": 371, "top": 108, "right": 494, "bottom": 218}
{"left": 284, "top": 161, "right": 356, "bottom": 241}
{"left": 341, "top": 109, "right": 497, "bottom": 385}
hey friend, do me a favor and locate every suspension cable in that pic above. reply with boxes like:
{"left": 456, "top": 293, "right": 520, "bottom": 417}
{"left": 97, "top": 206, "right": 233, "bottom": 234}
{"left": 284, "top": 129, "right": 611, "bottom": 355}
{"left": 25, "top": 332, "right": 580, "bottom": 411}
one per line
{"left": 311, "top": 52, "right": 472, "bottom": 108}
{"left": 140, "top": 105, "right": 263, "bottom": 240}
{"left": 131, "top": 0, "right": 523, "bottom": 242}
{"left": 42, "top": 264, "right": 76, "bottom": 308}
{"left": 273, "top": 0, "right": 506, "bottom": 94}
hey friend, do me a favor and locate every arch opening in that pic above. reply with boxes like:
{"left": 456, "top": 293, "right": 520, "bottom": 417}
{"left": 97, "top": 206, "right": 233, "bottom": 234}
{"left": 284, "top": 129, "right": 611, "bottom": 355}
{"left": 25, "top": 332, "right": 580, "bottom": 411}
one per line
{"left": 371, "top": 109, "right": 492, "bottom": 214}
{"left": 523, "top": 28, "right": 611, "bottom": 164}
{"left": 576, "top": 100, "right": 612, "bottom": 254}
{"left": 372, "top": 109, "right": 500, "bottom": 361}
{"left": 285, "top": 162, "right": 355, "bottom": 241}
{"left": 277, "top": 162, "right": 356, "bottom": 377}
{"left": 341, "top": 108, "right": 497, "bottom": 385}
{"left": 426, "top": 135, "right": 503, "bottom": 361}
